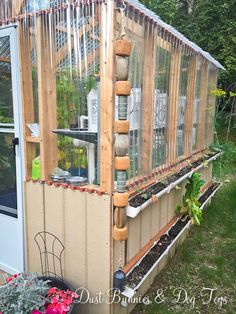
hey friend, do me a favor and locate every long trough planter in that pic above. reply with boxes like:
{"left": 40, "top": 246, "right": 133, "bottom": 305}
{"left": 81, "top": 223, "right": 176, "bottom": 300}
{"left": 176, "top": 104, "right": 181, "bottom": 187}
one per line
{"left": 121, "top": 181, "right": 223, "bottom": 301}
{"left": 126, "top": 151, "right": 222, "bottom": 218}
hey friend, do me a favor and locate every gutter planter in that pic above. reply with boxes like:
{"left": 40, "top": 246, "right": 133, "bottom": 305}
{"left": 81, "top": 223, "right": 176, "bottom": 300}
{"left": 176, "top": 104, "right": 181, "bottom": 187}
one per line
{"left": 126, "top": 151, "right": 222, "bottom": 218}
{"left": 122, "top": 181, "right": 222, "bottom": 300}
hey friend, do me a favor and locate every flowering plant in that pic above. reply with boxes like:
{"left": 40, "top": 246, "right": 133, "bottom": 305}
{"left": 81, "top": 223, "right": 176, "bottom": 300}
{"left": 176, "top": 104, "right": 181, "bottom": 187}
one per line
{"left": 0, "top": 273, "right": 78, "bottom": 314}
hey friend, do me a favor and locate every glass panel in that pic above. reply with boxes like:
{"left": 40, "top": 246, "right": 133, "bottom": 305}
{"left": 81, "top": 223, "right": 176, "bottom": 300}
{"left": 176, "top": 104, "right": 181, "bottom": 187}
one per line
{"left": 152, "top": 47, "right": 171, "bottom": 169}
{"left": 0, "top": 36, "right": 13, "bottom": 126}
{"left": 176, "top": 53, "right": 190, "bottom": 157}
{"left": 0, "top": 132, "right": 17, "bottom": 216}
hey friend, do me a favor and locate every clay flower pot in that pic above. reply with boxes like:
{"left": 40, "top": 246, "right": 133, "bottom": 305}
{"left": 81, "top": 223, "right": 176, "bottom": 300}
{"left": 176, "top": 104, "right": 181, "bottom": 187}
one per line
{"left": 114, "top": 38, "right": 132, "bottom": 56}
{"left": 113, "top": 192, "right": 129, "bottom": 207}
{"left": 115, "top": 120, "right": 130, "bottom": 133}
{"left": 115, "top": 81, "right": 131, "bottom": 96}
{"left": 113, "top": 224, "right": 128, "bottom": 241}
{"left": 115, "top": 156, "right": 130, "bottom": 170}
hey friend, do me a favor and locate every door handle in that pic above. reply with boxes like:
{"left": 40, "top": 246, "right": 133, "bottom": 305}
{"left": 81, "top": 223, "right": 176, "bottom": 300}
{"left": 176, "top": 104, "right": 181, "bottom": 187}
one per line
{"left": 12, "top": 137, "right": 19, "bottom": 156}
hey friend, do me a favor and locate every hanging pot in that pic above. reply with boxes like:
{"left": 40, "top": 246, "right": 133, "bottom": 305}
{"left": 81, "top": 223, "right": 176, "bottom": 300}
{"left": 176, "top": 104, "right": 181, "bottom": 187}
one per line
{"left": 113, "top": 192, "right": 129, "bottom": 207}
{"left": 115, "top": 134, "right": 129, "bottom": 156}
{"left": 116, "top": 56, "right": 129, "bottom": 81}
{"left": 115, "top": 120, "right": 130, "bottom": 133}
{"left": 114, "top": 38, "right": 132, "bottom": 56}
{"left": 115, "top": 81, "right": 131, "bottom": 96}
{"left": 115, "top": 156, "right": 130, "bottom": 170}
{"left": 113, "top": 224, "right": 128, "bottom": 241}
{"left": 114, "top": 207, "right": 127, "bottom": 228}
{"left": 118, "top": 96, "right": 128, "bottom": 120}
{"left": 116, "top": 170, "right": 127, "bottom": 193}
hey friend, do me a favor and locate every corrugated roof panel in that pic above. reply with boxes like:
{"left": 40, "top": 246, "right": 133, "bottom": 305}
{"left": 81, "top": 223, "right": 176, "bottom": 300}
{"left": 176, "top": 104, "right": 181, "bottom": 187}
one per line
{"left": 126, "top": 0, "right": 225, "bottom": 70}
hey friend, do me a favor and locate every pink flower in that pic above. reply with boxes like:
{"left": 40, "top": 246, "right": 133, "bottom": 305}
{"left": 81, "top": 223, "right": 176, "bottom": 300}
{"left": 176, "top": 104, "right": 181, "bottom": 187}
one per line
{"left": 48, "top": 287, "right": 58, "bottom": 296}
{"left": 51, "top": 296, "right": 59, "bottom": 304}
{"left": 32, "top": 309, "right": 42, "bottom": 314}
{"left": 6, "top": 277, "right": 13, "bottom": 283}
{"left": 72, "top": 292, "right": 78, "bottom": 298}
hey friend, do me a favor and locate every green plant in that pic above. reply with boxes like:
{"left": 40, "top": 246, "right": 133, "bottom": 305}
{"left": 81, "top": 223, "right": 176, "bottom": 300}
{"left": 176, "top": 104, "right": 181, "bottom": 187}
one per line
{"left": 176, "top": 173, "right": 205, "bottom": 225}
{"left": 0, "top": 273, "right": 49, "bottom": 314}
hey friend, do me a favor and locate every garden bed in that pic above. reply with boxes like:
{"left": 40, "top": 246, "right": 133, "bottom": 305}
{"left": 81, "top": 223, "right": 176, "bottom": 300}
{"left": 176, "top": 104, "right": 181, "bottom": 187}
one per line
{"left": 126, "top": 151, "right": 222, "bottom": 218}
{"left": 122, "top": 180, "right": 222, "bottom": 299}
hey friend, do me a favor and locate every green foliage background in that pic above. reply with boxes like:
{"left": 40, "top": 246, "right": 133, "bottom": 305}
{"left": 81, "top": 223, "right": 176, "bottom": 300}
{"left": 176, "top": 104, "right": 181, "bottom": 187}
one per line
{"left": 140, "top": 0, "right": 236, "bottom": 87}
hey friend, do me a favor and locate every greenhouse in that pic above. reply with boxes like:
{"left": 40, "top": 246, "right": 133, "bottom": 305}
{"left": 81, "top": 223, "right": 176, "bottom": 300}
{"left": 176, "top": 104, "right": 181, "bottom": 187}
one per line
{"left": 0, "top": 0, "right": 224, "bottom": 313}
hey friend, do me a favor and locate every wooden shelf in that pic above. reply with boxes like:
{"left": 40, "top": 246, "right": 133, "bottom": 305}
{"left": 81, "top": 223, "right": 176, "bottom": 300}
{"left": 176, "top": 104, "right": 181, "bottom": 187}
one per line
{"left": 26, "top": 136, "right": 41, "bottom": 143}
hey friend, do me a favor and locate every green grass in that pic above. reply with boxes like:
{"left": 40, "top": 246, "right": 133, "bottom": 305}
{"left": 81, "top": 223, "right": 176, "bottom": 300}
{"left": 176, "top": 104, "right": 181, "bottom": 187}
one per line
{"left": 132, "top": 181, "right": 236, "bottom": 314}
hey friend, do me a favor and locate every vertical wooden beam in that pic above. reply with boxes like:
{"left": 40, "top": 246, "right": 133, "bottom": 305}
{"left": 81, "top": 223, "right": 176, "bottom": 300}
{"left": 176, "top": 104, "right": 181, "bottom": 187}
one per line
{"left": 36, "top": 16, "right": 57, "bottom": 180}
{"left": 19, "top": 21, "right": 36, "bottom": 178}
{"left": 141, "top": 23, "right": 156, "bottom": 174}
{"left": 184, "top": 55, "right": 197, "bottom": 156}
{"left": 100, "top": 0, "right": 115, "bottom": 193}
{"left": 12, "top": 0, "right": 23, "bottom": 18}
{"left": 206, "top": 68, "right": 218, "bottom": 146}
{"left": 167, "top": 46, "right": 181, "bottom": 165}
{"left": 196, "top": 62, "right": 209, "bottom": 150}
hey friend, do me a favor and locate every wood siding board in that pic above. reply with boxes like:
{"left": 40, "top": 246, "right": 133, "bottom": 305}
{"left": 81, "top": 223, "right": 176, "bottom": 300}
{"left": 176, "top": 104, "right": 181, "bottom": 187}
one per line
{"left": 25, "top": 182, "right": 45, "bottom": 273}
{"left": 86, "top": 193, "right": 111, "bottom": 314}
{"left": 140, "top": 204, "right": 152, "bottom": 248}
{"left": 127, "top": 216, "right": 141, "bottom": 262}
{"left": 64, "top": 189, "right": 87, "bottom": 288}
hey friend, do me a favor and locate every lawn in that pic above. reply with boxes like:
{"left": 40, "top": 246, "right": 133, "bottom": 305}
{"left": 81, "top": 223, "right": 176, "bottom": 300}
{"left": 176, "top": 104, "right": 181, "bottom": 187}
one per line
{"left": 132, "top": 180, "right": 236, "bottom": 313}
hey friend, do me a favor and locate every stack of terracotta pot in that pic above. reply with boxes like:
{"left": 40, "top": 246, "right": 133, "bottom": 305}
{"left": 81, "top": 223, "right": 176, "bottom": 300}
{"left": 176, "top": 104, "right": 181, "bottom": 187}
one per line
{"left": 113, "top": 38, "right": 132, "bottom": 241}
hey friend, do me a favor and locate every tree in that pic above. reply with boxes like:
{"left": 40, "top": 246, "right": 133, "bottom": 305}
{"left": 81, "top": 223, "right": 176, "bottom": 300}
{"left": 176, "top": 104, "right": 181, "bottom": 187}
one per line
{"left": 140, "top": 0, "right": 236, "bottom": 88}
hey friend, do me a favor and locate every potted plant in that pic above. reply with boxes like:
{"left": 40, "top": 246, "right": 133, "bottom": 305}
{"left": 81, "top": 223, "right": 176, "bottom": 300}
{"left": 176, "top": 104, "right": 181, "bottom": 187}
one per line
{"left": 0, "top": 273, "right": 78, "bottom": 314}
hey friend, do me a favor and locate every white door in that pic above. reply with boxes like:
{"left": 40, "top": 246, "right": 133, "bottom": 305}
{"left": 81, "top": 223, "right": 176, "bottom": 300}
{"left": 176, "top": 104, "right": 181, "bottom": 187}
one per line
{"left": 0, "top": 26, "right": 25, "bottom": 274}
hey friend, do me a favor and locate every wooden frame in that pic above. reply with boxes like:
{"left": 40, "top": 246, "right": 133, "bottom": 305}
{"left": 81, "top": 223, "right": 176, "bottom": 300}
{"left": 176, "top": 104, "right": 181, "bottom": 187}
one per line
{"left": 184, "top": 55, "right": 197, "bottom": 156}
{"left": 36, "top": 16, "right": 57, "bottom": 180}
{"left": 196, "top": 61, "right": 209, "bottom": 150}
{"left": 167, "top": 45, "right": 182, "bottom": 165}
{"left": 99, "top": 0, "right": 115, "bottom": 193}
{"left": 16, "top": 2, "right": 217, "bottom": 191}
{"left": 141, "top": 22, "right": 156, "bottom": 174}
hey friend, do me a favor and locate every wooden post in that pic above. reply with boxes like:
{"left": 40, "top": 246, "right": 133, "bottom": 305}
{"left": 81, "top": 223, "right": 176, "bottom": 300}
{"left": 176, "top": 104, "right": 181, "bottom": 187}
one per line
{"left": 12, "top": 0, "right": 23, "bottom": 18}
{"left": 99, "top": 1, "right": 115, "bottom": 194}
{"left": 196, "top": 62, "right": 209, "bottom": 150}
{"left": 19, "top": 21, "right": 37, "bottom": 178}
{"left": 36, "top": 15, "right": 57, "bottom": 180}
{"left": 206, "top": 68, "right": 218, "bottom": 146}
{"left": 184, "top": 55, "right": 197, "bottom": 156}
{"left": 141, "top": 23, "right": 156, "bottom": 174}
{"left": 167, "top": 45, "right": 181, "bottom": 165}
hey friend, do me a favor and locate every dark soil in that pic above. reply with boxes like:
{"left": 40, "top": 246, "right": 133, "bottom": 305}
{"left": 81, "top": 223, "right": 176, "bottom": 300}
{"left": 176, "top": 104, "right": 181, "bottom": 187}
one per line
{"left": 128, "top": 151, "right": 220, "bottom": 208}
{"left": 125, "top": 215, "right": 193, "bottom": 289}
{"left": 168, "top": 215, "right": 190, "bottom": 237}
{"left": 129, "top": 182, "right": 167, "bottom": 208}
{"left": 198, "top": 182, "right": 221, "bottom": 205}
